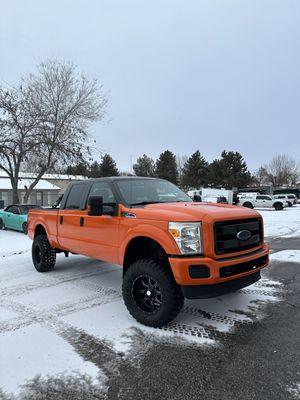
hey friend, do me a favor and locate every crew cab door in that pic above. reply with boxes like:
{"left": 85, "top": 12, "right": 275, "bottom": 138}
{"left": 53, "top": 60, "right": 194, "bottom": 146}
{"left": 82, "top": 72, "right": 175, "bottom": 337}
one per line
{"left": 57, "top": 182, "right": 87, "bottom": 253}
{"left": 79, "top": 181, "right": 120, "bottom": 264}
{"left": 57, "top": 181, "right": 119, "bottom": 264}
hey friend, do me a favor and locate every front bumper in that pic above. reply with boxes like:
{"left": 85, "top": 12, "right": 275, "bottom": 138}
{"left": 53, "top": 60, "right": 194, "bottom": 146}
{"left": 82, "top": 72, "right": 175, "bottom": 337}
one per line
{"left": 168, "top": 243, "right": 269, "bottom": 291}
{"left": 182, "top": 271, "right": 261, "bottom": 299}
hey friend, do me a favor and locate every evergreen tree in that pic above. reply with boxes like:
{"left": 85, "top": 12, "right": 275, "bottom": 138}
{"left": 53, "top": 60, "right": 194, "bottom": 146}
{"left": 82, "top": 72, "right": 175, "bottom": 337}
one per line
{"left": 207, "top": 159, "right": 224, "bottom": 187}
{"left": 89, "top": 161, "right": 101, "bottom": 178}
{"left": 133, "top": 154, "right": 155, "bottom": 177}
{"left": 99, "top": 153, "right": 119, "bottom": 177}
{"left": 155, "top": 150, "right": 178, "bottom": 184}
{"left": 207, "top": 151, "right": 251, "bottom": 188}
{"left": 181, "top": 150, "right": 208, "bottom": 189}
{"left": 65, "top": 161, "right": 89, "bottom": 177}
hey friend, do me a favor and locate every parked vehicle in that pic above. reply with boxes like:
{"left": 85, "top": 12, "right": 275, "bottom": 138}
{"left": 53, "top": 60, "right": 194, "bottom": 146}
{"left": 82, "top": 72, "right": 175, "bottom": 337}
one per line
{"left": 0, "top": 204, "right": 41, "bottom": 234}
{"left": 273, "top": 188, "right": 300, "bottom": 200}
{"left": 273, "top": 194, "right": 297, "bottom": 207}
{"left": 237, "top": 194, "right": 287, "bottom": 210}
{"left": 202, "top": 195, "right": 228, "bottom": 204}
{"left": 28, "top": 177, "right": 269, "bottom": 327}
{"left": 202, "top": 188, "right": 233, "bottom": 204}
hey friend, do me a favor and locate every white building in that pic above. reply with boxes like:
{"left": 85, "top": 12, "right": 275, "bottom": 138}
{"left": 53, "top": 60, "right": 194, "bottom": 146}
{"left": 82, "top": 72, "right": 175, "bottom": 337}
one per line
{"left": 0, "top": 171, "right": 85, "bottom": 207}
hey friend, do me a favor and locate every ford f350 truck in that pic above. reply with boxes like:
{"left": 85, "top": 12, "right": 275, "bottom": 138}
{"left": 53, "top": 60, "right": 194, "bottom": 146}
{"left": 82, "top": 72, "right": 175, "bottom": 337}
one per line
{"left": 28, "top": 177, "right": 269, "bottom": 327}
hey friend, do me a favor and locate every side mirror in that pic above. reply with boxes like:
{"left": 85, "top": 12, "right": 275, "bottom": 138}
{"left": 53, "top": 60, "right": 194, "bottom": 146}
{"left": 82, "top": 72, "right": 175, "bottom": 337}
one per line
{"left": 88, "top": 196, "right": 103, "bottom": 216}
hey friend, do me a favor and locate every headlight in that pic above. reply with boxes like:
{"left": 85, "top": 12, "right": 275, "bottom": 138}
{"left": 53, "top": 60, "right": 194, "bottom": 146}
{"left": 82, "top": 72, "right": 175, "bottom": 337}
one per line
{"left": 169, "top": 222, "right": 202, "bottom": 255}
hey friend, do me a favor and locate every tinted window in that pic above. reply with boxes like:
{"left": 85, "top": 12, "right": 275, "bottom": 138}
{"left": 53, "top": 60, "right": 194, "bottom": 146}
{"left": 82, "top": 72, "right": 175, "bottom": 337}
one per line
{"left": 65, "top": 184, "right": 85, "bottom": 209}
{"left": 88, "top": 182, "right": 116, "bottom": 204}
{"left": 115, "top": 179, "right": 192, "bottom": 205}
{"left": 256, "top": 196, "right": 264, "bottom": 200}
{"left": 287, "top": 195, "right": 294, "bottom": 199}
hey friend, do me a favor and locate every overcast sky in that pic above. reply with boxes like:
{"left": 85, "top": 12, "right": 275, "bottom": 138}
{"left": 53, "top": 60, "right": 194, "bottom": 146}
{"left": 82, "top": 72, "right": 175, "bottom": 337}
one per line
{"left": 1, "top": 0, "right": 299, "bottom": 172}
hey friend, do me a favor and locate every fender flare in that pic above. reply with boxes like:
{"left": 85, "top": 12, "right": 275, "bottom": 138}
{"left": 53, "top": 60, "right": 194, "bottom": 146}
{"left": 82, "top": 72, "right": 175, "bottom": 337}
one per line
{"left": 119, "top": 224, "right": 179, "bottom": 265}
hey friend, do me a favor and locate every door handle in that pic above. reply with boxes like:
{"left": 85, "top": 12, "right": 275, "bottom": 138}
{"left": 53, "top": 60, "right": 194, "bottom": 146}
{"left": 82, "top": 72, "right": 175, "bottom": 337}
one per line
{"left": 59, "top": 216, "right": 63, "bottom": 224}
{"left": 80, "top": 217, "right": 84, "bottom": 227}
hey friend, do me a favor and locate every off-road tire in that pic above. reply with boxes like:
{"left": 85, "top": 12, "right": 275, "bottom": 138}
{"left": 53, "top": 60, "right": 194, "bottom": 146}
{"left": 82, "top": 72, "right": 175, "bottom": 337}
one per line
{"left": 0, "top": 218, "right": 5, "bottom": 230}
{"left": 22, "top": 222, "right": 28, "bottom": 234}
{"left": 243, "top": 202, "right": 253, "bottom": 209}
{"left": 122, "top": 259, "right": 184, "bottom": 327}
{"left": 32, "top": 235, "right": 56, "bottom": 272}
{"left": 274, "top": 202, "right": 283, "bottom": 211}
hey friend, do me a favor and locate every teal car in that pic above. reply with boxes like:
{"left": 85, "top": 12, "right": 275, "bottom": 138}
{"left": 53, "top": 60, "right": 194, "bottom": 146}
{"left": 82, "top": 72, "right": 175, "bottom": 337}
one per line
{"left": 0, "top": 204, "right": 41, "bottom": 234}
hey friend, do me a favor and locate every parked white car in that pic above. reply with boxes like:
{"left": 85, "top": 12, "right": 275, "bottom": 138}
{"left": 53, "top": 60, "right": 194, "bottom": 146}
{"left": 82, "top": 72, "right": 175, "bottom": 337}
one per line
{"left": 237, "top": 194, "right": 288, "bottom": 210}
{"left": 273, "top": 194, "right": 297, "bottom": 207}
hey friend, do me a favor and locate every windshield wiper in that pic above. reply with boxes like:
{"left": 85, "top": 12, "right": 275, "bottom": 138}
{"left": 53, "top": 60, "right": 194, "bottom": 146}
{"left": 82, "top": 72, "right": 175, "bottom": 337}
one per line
{"left": 130, "top": 201, "right": 164, "bottom": 206}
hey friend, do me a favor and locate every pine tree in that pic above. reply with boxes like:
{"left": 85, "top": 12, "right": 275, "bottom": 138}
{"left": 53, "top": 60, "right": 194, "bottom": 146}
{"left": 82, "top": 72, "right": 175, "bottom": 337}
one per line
{"left": 65, "top": 161, "right": 89, "bottom": 177}
{"left": 155, "top": 150, "right": 178, "bottom": 184}
{"left": 181, "top": 150, "right": 208, "bottom": 189}
{"left": 207, "top": 159, "right": 224, "bottom": 187}
{"left": 89, "top": 161, "right": 101, "bottom": 178}
{"left": 99, "top": 154, "right": 119, "bottom": 177}
{"left": 133, "top": 154, "right": 155, "bottom": 177}
{"left": 207, "top": 151, "right": 251, "bottom": 188}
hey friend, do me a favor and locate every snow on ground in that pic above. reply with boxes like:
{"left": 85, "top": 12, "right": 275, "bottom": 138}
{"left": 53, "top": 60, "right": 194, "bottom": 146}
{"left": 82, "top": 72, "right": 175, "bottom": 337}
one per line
{"left": 257, "top": 204, "right": 300, "bottom": 238}
{"left": 1, "top": 205, "right": 299, "bottom": 394}
{"left": 0, "top": 232, "right": 284, "bottom": 394}
{"left": 287, "top": 383, "right": 300, "bottom": 399}
{"left": 0, "top": 230, "right": 31, "bottom": 257}
{"left": 270, "top": 250, "right": 300, "bottom": 263}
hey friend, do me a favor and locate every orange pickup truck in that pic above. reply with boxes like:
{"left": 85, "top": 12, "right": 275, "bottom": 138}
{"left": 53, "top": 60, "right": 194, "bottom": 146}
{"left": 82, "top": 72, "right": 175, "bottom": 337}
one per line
{"left": 28, "top": 177, "right": 269, "bottom": 327}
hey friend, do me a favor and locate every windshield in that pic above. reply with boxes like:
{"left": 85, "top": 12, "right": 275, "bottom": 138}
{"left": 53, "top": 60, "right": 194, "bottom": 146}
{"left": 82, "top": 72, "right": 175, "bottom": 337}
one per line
{"left": 115, "top": 179, "right": 192, "bottom": 206}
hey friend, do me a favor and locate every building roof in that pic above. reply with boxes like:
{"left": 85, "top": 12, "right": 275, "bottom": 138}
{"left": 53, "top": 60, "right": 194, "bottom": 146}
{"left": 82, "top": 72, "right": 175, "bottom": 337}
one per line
{"left": 0, "top": 171, "right": 86, "bottom": 180}
{"left": 0, "top": 178, "right": 60, "bottom": 191}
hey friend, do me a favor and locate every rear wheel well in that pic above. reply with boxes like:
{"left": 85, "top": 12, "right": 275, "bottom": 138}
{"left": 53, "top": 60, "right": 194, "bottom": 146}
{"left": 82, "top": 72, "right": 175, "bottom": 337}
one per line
{"left": 34, "top": 224, "right": 47, "bottom": 238}
{"left": 123, "top": 237, "right": 169, "bottom": 276}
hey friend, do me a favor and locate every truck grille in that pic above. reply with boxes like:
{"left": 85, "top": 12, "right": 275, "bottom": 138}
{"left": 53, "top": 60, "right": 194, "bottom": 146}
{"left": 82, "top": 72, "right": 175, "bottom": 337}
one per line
{"left": 214, "top": 218, "right": 262, "bottom": 255}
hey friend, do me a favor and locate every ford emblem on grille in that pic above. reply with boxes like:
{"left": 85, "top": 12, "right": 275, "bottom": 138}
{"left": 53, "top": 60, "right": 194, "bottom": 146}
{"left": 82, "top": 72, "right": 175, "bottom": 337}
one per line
{"left": 237, "top": 229, "right": 252, "bottom": 241}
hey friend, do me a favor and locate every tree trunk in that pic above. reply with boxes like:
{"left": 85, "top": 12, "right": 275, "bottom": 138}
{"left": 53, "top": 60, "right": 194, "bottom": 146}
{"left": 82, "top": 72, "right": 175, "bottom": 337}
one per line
{"left": 23, "top": 189, "right": 31, "bottom": 204}
{"left": 12, "top": 178, "right": 20, "bottom": 203}
{"left": 23, "top": 168, "right": 47, "bottom": 204}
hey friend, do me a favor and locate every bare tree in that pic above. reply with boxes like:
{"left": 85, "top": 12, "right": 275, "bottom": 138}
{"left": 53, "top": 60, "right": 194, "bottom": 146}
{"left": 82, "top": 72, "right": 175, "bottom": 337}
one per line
{"left": 176, "top": 154, "right": 188, "bottom": 184}
{"left": 255, "top": 155, "right": 299, "bottom": 187}
{"left": 267, "top": 154, "right": 299, "bottom": 186}
{"left": 253, "top": 166, "right": 270, "bottom": 186}
{"left": 0, "top": 59, "right": 107, "bottom": 203}
{"left": 0, "top": 87, "right": 41, "bottom": 202}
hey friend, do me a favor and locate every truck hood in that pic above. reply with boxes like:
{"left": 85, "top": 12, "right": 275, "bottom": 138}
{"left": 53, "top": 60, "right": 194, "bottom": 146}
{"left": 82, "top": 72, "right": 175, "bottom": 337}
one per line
{"left": 129, "top": 202, "right": 261, "bottom": 223}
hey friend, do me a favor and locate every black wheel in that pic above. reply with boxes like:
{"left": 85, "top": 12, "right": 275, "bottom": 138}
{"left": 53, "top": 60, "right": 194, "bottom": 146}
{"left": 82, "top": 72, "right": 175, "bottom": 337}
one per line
{"left": 0, "top": 218, "right": 5, "bottom": 230}
{"left": 243, "top": 202, "right": 253, "bottom": 209}
{"left": 122, "top": 259, "right": 184, "bottom": 327}
{"left": 32, "top": 235, "right": 56, "bottom": 272}
{"left": 22, "top": 222, "right": 28, "bottom": 234}
{"left": 274, "top": 202, "right": 283, "bottom": 211}
{"left": 287, "top": 201, "right": 292, "bottom": 207}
